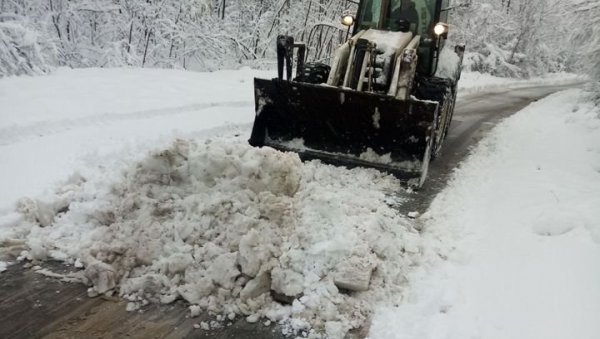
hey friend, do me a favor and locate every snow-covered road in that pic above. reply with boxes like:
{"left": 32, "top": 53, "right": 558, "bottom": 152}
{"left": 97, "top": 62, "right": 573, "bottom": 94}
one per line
{"left": 0, "top": 68, "right": 597, "bottom": 339}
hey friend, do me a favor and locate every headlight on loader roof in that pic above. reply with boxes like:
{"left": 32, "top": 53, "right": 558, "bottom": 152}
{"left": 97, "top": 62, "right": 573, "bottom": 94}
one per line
{"left": 341, "top": 14, "right": 355, "bottom": 27}
{"left": 434, "top": 22, "right": 448, "bottom": 36}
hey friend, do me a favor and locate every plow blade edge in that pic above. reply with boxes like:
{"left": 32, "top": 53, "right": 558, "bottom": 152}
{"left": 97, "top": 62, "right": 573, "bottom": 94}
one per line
{"left": 249, "top": 78, "right": 439, "bottom": 186}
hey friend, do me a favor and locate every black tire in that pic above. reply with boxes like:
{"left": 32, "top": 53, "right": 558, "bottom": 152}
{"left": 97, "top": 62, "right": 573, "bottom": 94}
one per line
{"left": 416, "top": 119, "right": 435, "bottom": 188}
{"left": 443, "top": 85, "right": 458, "bottom": 140}
{"left": 414, "top": 77, "right": 456, "bottom": 159}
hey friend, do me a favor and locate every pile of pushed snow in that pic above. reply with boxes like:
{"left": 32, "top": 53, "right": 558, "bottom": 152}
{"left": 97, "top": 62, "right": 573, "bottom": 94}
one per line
{"left": 12, "top": 139, "right": 418, "bottom": 338}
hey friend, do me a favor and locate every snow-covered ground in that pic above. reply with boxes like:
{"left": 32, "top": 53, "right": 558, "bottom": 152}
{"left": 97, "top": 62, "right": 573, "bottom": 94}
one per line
{"left": 0, "top": 67, "right": 598, "bottom": 338}
{"left": 0, "top": 67, "right": 272, "bottom": 210}
{"left": 458, "top": 71, "right": 583, "bottom": 96}
{"left": 369, "top": 89, "right": 600, "bottom": 339}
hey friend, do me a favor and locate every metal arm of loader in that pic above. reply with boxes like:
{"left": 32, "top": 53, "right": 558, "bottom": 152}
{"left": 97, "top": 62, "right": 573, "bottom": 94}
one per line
{"left": 276, "top": 35, "right": 306, "bottom": 81}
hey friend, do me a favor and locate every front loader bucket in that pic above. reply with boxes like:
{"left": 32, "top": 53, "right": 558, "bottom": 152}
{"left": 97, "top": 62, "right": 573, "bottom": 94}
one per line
{"left": 249, "top": 78, "right": 439, "bottom": 186}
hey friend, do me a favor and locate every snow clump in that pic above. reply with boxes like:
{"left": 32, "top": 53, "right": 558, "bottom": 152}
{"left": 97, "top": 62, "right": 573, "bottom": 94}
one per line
{"left": 12, "top": 139, "right": 418, "bottom": 338}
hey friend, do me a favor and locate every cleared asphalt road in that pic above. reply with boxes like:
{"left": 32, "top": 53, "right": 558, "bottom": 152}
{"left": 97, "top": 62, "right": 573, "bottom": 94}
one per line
{"left": 0, "top": 83, "right": 582, "bottom": 339}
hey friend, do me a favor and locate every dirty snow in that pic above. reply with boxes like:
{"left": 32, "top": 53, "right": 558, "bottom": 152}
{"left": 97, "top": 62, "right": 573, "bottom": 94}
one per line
{"left": 278, "top": 138, "right": 307, "bottom": 150}
{"left": 368, "top": 89, "right": 600, "bottom": 339}
{"left": 359, "top": 148, "right": 393, "bottom": 164}
{"left": 13, "top": 137, "right": 416, "bottom": 338}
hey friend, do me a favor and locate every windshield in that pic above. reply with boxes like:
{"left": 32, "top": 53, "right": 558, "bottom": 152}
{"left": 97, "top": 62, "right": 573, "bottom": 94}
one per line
{"left": 357, "top": 0, "right": 437, "bottom": 36}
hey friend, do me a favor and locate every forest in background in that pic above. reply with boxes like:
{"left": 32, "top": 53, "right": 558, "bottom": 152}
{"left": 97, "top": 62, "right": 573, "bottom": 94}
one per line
{"left": 0, "top": 0, "right": 599, "bottom": 83}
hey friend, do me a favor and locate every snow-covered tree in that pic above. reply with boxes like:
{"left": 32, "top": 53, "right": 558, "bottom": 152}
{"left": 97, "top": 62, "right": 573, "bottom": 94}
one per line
{"left": 0, "top": 0, "right": 595, "bottom": 81}
{"left": 0, "top": 21, "right": 52, "bottom": 76}
{"left": 570, "top": 1, "right": 600, "bottom": 78}
{"left": 564, "top": 0, "right": 600, "bottom": 101}
{"left": 0, "top": 6, "right": 57, "bottom": 77}
{"left": 450, "top": 0, "right": 572, "bottom": 78}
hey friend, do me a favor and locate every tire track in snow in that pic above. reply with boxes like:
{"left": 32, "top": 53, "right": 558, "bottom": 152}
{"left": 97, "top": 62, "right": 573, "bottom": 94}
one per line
{"left": 0, "top": 100, "right": 252, "bottom": 146}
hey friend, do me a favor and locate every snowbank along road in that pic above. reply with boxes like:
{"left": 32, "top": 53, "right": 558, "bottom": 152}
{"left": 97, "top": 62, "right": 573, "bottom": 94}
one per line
{"left": 401, "top": 83, "right": 583, "bottom": 214}
{"left": 0, "top": 69, "right": 589, "bottom": 339}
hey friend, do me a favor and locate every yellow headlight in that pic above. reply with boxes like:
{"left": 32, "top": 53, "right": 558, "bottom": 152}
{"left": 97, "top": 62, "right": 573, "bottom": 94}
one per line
{"left": 341, "top": 15, "right": 355, "bottom": 27}
{"left": 434, "top": 23, "right": 448, "bottom": 36}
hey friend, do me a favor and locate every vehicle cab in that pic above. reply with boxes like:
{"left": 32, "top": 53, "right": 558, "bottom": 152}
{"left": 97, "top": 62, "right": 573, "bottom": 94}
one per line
{"left": 353, "top": 0, "right": 451, "bottom": 76}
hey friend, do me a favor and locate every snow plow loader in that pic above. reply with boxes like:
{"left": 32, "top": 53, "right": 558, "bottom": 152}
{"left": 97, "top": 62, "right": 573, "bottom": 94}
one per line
{"left": 249, "top": 0, "right": 465, "bottom": 187}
